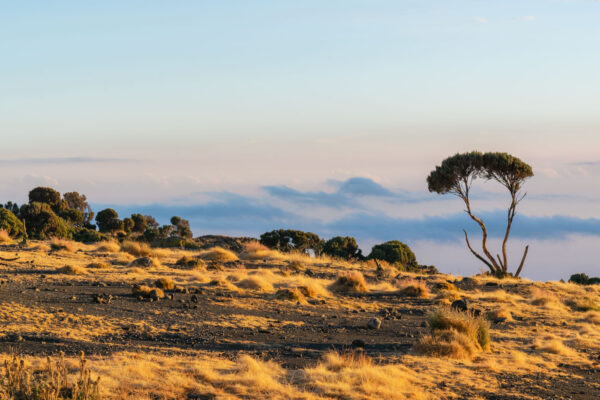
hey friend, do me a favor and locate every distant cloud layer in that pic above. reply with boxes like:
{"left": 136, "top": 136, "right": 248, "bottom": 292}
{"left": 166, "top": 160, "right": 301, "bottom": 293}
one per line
{"left": 100, "top": 177, "right": 600, "bottom": 246}
{"left": 0, "top": 157, "right": 135, "bottom": 166}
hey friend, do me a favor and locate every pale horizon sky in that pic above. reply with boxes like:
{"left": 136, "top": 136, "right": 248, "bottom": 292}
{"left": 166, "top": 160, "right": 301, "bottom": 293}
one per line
{"left": 1, "top": 1, "right": 599, "bottom": 280}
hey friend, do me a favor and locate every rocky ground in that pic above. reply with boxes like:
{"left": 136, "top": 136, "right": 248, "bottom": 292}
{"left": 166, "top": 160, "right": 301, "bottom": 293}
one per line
{"left": 0, "top": 240, "right": 599, "bottom": 399}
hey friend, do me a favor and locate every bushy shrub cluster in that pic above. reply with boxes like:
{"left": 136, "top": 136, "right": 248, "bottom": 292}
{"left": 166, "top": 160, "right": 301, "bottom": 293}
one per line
{"left": 0, "top": 208, "right": 23, "bottom": 238}
{"left": 569, "top": 273, "right": 600, "bottom": 285}
{"left": 367, "top": 240, "right": 417, "bottom": 270}
{"left": 260, "top": 229, "right": 323, "bottom": 254}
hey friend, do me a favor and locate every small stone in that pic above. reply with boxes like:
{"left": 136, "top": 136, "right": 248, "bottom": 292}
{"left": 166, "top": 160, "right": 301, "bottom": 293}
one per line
{"left": 351, "top": 339, "right": 365, "bottom": 348}
{"left": 367, "top": 317, "right": 382, "bottom": 330}
{"left": 451, "top": 299, "right": 468, "bottom": 312}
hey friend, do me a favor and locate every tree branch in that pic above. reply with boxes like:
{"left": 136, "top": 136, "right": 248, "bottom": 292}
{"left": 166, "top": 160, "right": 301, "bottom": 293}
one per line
{"left": 463, "top": 229, "right": 496, "bottom": 273}
{"left": 514, "top": 245, "right": 529, "bottom": 278}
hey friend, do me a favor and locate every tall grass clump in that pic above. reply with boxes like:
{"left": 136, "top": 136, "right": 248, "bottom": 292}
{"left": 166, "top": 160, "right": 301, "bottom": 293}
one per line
{"left": 328, "top": 271, "right": 368, "bottom": 294}
{"left": 50, "top": 238, "right": 75, "bottom": 252}
{"left": 415, "top": 307, "right": 490, "bottom": 359}
{"left": 0, "top": 351, "right": 101, "bottom": 399}
{"left": 0, "top": 229, "right": 11, "bottom": 243}
{"left": 199, "top": 247, "right": 239, "bottom": 263}
{"left": 120, "top": 240, "right": 154, "bottom": 257}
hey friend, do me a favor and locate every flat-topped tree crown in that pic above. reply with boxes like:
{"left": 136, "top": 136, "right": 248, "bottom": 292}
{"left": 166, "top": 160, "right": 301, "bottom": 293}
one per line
{"left": 482, "top": 152, "right": 533, "bottom": 190}
{"left": 426, "top": 151, "right": 484, "bottom": 196}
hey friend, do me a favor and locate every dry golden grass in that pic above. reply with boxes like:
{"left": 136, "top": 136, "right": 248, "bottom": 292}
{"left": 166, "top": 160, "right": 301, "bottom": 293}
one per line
{"left": 533, "top": 335, "right": 579, "bottom": 356}
{"left": 415, "top": 307, "right": 490, "bottom": 359}
{"left": 86, "top": 262, "right": 111, "bottom": 269}
{"left": 0, "top": 229, "right": 11, "bottom": 243}
{"left": 94, "top": 241, "right": 120, "bottom": 253}
{"left": 50, "top": 238, "right": 75, "bottom": 252}
{"left": 56, "top": 265, "right": 87, "bottom": 275}
{"left": 237, "top": 276, "right": 274, "bottom": 292}
{"left": 132, "top": 285, "right": 164, "bottom": 299}
{"left": 274, "top": 288, "right": 307, "bottom": 304}
{"left": 329, "top": 271, "right": 368, "bottom": 294}
{"left": 565, "top": 296, "right": 599, "bottom": 312}
{"left": 120, "top": 240, "right": 155, "bottom": 257}
{"left": 199, "top": 246, "right": 239, "bottom": 262}
{"left": 175, "top": 255, "right": 206, "bottom": 270}
{"left": 396, "top": 279, "right": 430, "bottom": 298}
{"left": 129, "top": 257, "right": 161, "bottom": 268}
{"left": 155, "top": 277, "right": 175, "bottom": 290}
{"left": 238, "top": 241, "right": 284, "bottom": 261}
{"left": 486, "top": 307, "right": 513, "bottom": 322}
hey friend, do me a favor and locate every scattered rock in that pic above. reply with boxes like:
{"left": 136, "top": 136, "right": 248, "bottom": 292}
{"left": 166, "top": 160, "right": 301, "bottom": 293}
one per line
{"left": 93, "top": 294, "right": 112, "bottom": 304}
{"left": 149, "top": 289, "right": 164, "bottom": 301}
{"left": 367, "top": 317, "right": 382, "bottom": 330}
{"left": 485, "top": 281, "right": 500, "bottom": 287}
{"left": 493, "top": 317, "right": 507, "bottom": 324}
{"left": 351, "top": 339, "right": 365, "bottom": 348}
{"left": 131, "top": 257, "right": 154, "bottom": 268}
{"left": 451, "top": 299, "right": 468, "bottom": 312}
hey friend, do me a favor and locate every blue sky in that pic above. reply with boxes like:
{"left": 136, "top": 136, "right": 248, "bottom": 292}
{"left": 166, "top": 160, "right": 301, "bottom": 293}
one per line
{"left": 1, "top": 1, "right": 599, "bottom": 279}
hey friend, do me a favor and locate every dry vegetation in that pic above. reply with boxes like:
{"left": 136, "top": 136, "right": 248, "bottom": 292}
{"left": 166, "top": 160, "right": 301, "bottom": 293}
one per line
{"left": 0, "top": 240, "right": 599, "bottom": 399}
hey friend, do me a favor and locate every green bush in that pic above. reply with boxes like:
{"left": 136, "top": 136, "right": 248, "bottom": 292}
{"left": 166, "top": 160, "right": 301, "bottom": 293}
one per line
{"left": 260, "top": 229, "right": 323, "bottom": 254}
{"left": 569, "top": 273, "right": 600, "bottom": 285}
{"left": 28, "top": 187, "right": 63, "bottom": 211}
{"left": 95, "top": 208, "right": 123, "bottom": 233}
{"left": 19, "top": 202, "right": 71, "bottom": 239}
{"left": 60, "top": 208, "right": 85, "bottom": 227}
{"left": 322, "top": 236, "right": 362, "bottom": 260}
{"left": 368, "top": 240, "right": 417, "bottom": 269}
{"left": 73, "top": 228, "right": 108, "bottom": 243}
{"left": 0, "top": 208, "right": 23, "bottom": 238}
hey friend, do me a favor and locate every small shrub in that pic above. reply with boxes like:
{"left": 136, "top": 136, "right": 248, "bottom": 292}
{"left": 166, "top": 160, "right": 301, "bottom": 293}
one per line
{"left": 199, "top": 247, "right": 239, "bottom": 263}
{"left": 322, "top": 236, "right": 362, "bottom": 260}
{"left": 328, "top": 271, "right": 368, "bottom": 294}
{"left": 569, "top": 273, "right": 600, "bottom": 285}
{"left": 73, "top": 228, "right": 108, "bottom": 243}
{"left": 0, "top": 208, "right": 23, "bottom": 238}
{"left": 56, "top": 265, "right": 87, "bottom": 275}
{"left": 50, "top": 238, "right": 75, "bottom": 252}
{"left": 368, "top": 240, "right": 417, "bottom": 269}
{"left": 155, "top": 277, "right": 175, "bottom": 290}
{"left": 175, "top": 256, "right": 206, "bottom": 270}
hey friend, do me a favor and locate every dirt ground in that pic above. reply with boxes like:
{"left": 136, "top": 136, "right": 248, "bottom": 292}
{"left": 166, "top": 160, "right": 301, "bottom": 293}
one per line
{"left": 0, "top": 240, "right": 599, "bottom": 399}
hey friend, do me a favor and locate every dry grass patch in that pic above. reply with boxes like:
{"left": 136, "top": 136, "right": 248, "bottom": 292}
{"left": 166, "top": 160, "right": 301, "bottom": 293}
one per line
{"left": 415, "top": 307, "right": 490, "bottom": 359}
{"left": 50, "top": 238, "right": 75, "bottom": 252}
{"left": 565, "top": 296, "right": 600, "bottom": 312}
{"left": 329, "top": 271, "right": 368, "bottom": 294}
{"left": 56, "top": 265, "right": 87, "bottom": 275}
{"left": 274, "top": 288, "right": 307, "bottom": 304}
{"left": 396, "top": 279, "right": 430, "bottom": 298}
{"left": 175, "top": 255, "right": 206, "bottom": 270}
{"left": 131, "top": 285, "right": 164, "bottom": 299}
{"left": 237, "top": 277, "right": 274, "bottom": 292}
{"left": 120, "top": 240, "right": 155, "bottom": 257}
{"left": 584, "top": 311, "right": 600, "bottom": 325}
{"left": 534, "top": 335, "right": 579, "bottom": 356}
{"left": 129, "top": 257, "right": 161, "bottom": 268}
{"left": 238, "top": 241, "right": 284, "bottom": 261}
{"left": 155, "top": 277, "right": 175, "bottom": 290}
{"left": 86, "top": 262, "right": 111, "bottom": 269}
{"left": 486, "top": 308, "right": 513, "bottom": 322}
{"left": 0, "top": 229, "right": 11, "bottom": 243}
{"left": 94, "top": 241, "right": 120, "bottom": 253}
{"left": 199, "top": 246, "right": 239, "bottom": 263}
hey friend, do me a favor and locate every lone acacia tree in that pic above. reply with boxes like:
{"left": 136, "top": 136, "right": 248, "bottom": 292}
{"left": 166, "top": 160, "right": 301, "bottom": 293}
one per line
{"left": 427, "top": 151, "right": 533, "bottom": 277}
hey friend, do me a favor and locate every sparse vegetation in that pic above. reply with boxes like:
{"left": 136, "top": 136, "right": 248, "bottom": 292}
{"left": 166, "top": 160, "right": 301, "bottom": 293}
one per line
{"left": 329, "top": 271, "right": 368, "bottom": 294}
{"left": 56, "top": 265, "right": 87, "bottom": 275}
{"left": 415, "top": 307, "right": 490, "bottom": 358}
{"left": 50, "top": 238, "right": 75, "bottom": 252}
{"left": 199, "top": 247, "right": 239, "bottom": 263}
{"left": 120, "top": 241, "right": 154, "bottom": 257}
{"left": 175, "top": 255, "right": 206, "bottom": 269}
{"left": 0, "top": 352, "right": 101, "bottom": 400}
{"left": 155, "top": 277, "right": 175, "bottom": 290}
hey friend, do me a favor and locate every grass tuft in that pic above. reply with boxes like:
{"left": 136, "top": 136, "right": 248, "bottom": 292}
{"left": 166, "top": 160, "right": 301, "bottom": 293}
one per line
{"left": 50, "top": 238, "right": 75, "bottom": 252}
{"left": 199, "top": 247, "right": 239, "bottom": 263}
{"left": 56, "top": 265, "right": 87, "bottom": 275}
{"left": 329, "top": 271, "right": 368, "bottom": 294}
